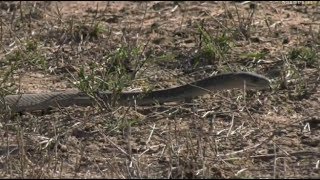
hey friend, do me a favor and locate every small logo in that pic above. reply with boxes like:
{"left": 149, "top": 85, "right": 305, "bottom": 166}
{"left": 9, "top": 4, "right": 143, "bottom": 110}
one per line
{"left": 282, "top": 1, "right": 318, "bottom": 5}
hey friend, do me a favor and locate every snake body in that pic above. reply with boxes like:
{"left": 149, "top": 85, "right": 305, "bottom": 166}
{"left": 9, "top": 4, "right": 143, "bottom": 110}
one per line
{"left": 0, "top": 72, "right": 270, "bottom": 113}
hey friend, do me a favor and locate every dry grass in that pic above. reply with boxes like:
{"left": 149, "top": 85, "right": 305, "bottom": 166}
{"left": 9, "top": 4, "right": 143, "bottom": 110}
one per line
{"left": 0, "top": 1, "right": 319, "bottom": 178}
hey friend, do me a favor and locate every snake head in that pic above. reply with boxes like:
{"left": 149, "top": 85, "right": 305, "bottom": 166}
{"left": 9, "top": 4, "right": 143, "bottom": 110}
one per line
{"left": 236, "top": 72, "right": 271, "bottom": 90}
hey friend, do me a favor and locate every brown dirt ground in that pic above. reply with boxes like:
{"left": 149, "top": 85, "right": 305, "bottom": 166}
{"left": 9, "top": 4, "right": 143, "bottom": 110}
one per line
{"left": 0, "top": 1, "right": 319, "bottom": 178}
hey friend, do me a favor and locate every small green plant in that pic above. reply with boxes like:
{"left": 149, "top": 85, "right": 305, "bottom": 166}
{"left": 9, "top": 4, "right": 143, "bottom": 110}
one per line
{"left": 154, "top": 53, "right": 177, "bottom": 65}
{"left": 194, "top": 24, "right": 233, "bottom": 67}
{"left": 72, "top": 44, "right": 145, "bottom": 108}
{"left": 90, "top": 23, "right": 105, "bottom": 38}
{"left": 69, "top": 22, "right": 106, "bottom": 42}
{"left": 289, "top": 47, "right": 318, "bottom": 68}
{"left": 25, "top": 39, "right": 38, "bottom": 52}
{"left": 239, "top": 51, "right": 267, "bottom": 61}
{"left": 0, "top": 41, "right": 47, "bottom": 97}
{"left": 277, "top": 56, "right": 311, "bottom": 100}
{"left": 4, "top": 39, "right": 48, "bottom": 71}
{"left": 117, "top": 118, "right": 140, "bottom": 132}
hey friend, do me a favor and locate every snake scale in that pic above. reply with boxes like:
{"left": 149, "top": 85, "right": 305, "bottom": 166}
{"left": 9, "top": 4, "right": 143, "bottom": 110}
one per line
{"left": 0, "top": 72, "right": 271, "bottom": 113}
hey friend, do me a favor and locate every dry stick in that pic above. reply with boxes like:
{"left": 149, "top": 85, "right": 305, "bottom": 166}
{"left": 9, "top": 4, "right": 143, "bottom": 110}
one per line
{"left": 226, "top": 113, "right": 235, "bottom": 137}
{"left": 167, "top": 117, "right": 173, "bottom": 179}
{"left": 98, "top": 128, "right": 132, "bottom": 160}
{"left": 273, "top": 142, "right": 277, "bottom": 179}
{"left": 145, "top": 123, "right": 156, "bottom": 146}
{"left": 216, "top": 120, "right": 304, "bottom": 160}
{"left": 222, "top": 151, "right": 320, "bottom": 161}
{"left": 243, "top": 80, "right": 260, "bottom": 125}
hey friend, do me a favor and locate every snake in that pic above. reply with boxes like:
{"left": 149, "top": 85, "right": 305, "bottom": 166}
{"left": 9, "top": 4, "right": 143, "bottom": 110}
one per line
{"left": 0, "top": 72, "right": 271, "bottom": 113}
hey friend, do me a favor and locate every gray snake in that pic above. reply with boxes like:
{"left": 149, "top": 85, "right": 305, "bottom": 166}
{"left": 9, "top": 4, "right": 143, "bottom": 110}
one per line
{"left": 0, "top": 72, "right": 271, "bottom": 113}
